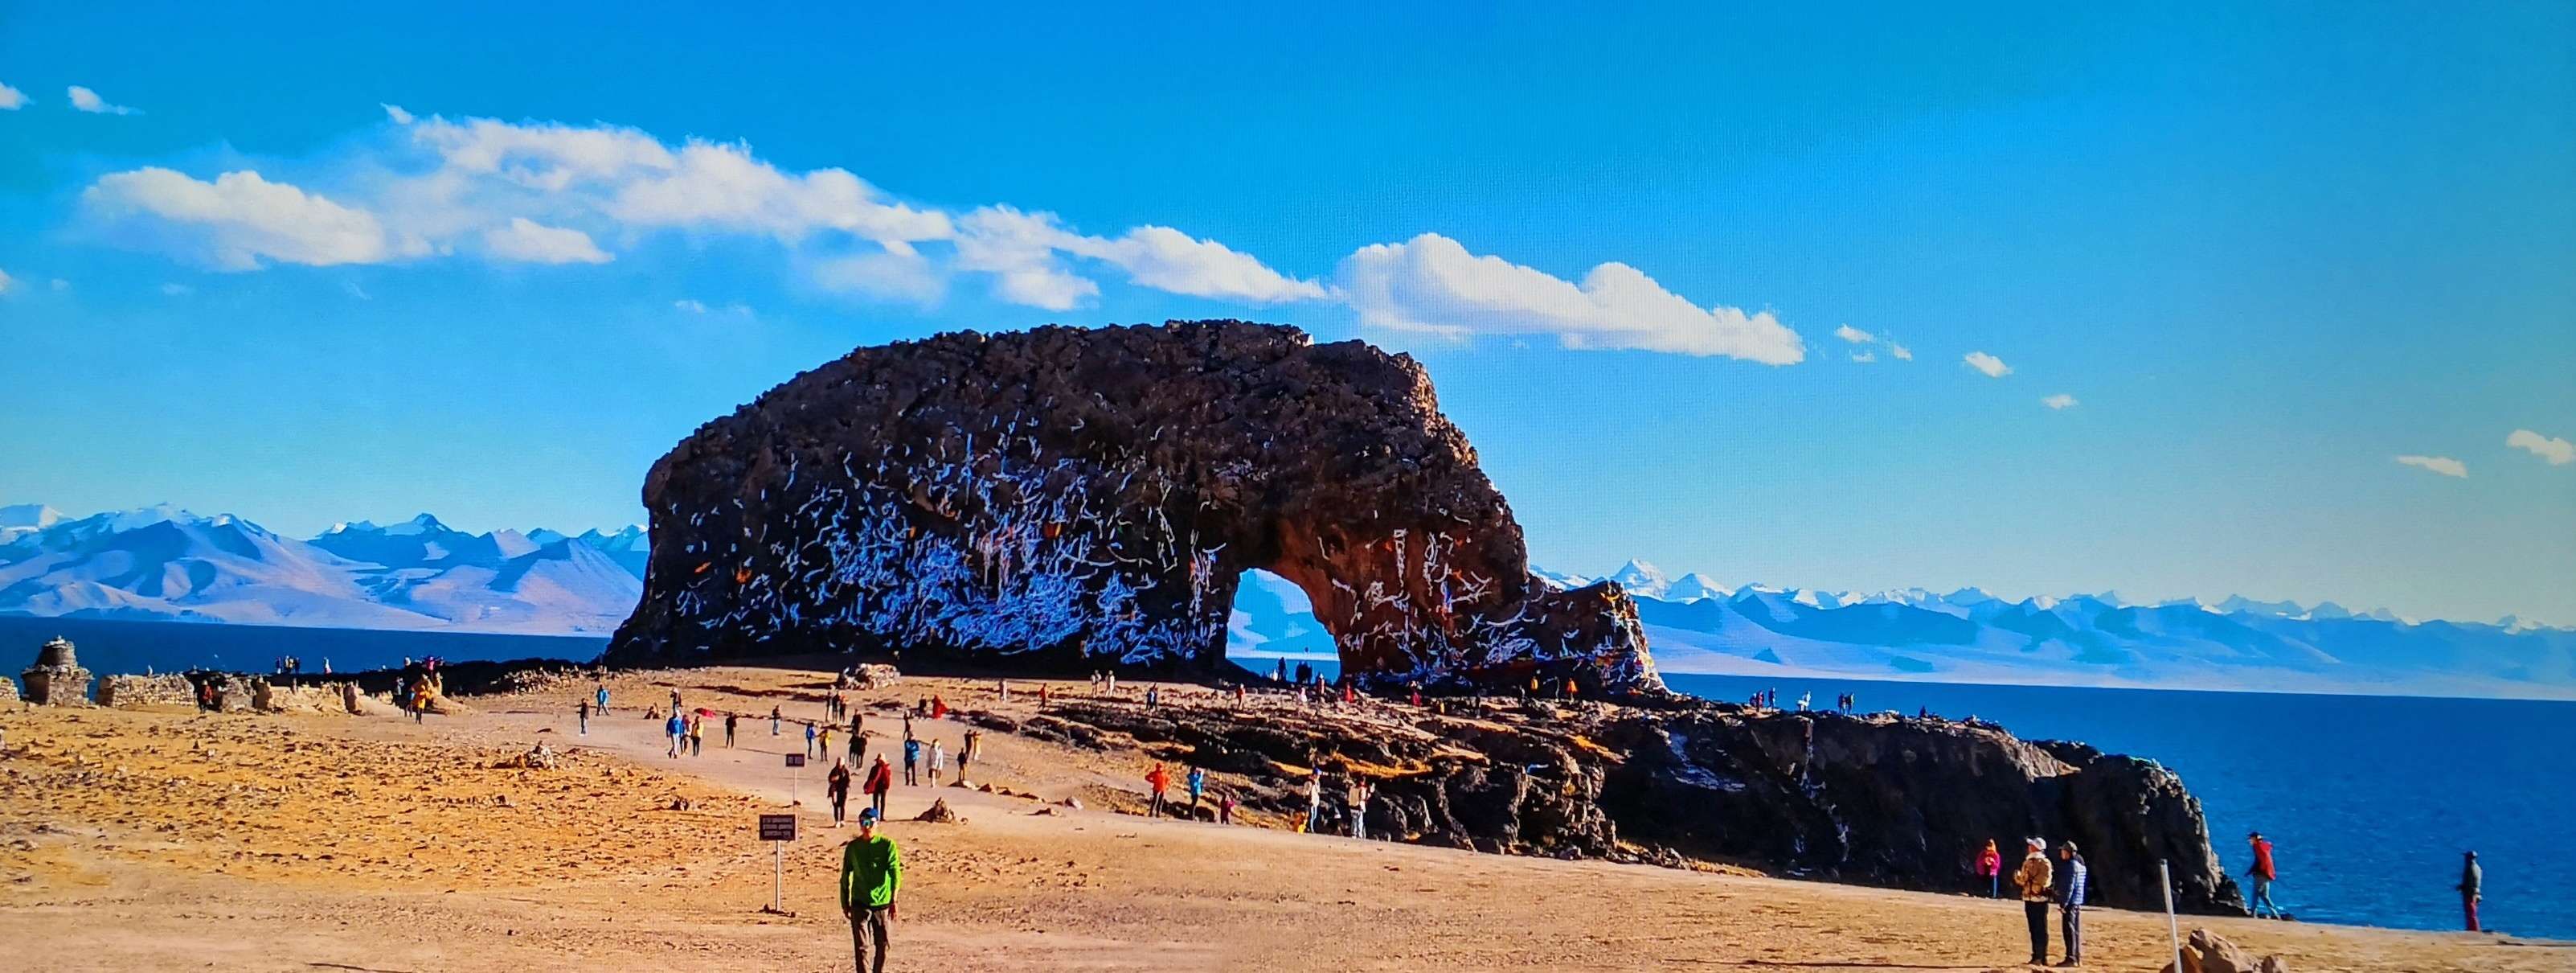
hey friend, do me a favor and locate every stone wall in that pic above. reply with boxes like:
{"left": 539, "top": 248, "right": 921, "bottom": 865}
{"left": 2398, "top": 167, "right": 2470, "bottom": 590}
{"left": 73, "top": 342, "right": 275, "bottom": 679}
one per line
{"left": 98, "top": 674, "right": 197, "bottom": 708}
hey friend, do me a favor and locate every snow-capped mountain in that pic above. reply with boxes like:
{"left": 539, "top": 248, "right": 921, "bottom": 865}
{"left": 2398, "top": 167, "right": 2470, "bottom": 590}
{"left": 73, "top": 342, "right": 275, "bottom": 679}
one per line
{"left": 1218, "top": 558, "right": 2576, "bottom": 699}
{"left": 0, "top": 505, "right": 647, "bottom": 634}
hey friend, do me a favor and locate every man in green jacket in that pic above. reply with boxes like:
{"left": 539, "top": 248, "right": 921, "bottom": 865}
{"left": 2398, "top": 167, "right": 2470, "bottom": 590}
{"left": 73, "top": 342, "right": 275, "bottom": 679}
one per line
{"left": 841, "top": 807, "right": 902, "bottom": 973}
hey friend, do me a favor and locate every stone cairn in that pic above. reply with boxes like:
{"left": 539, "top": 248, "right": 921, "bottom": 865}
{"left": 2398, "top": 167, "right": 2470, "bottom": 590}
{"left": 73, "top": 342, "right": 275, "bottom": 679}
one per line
{"left": 21, "top": 635, "right": 93, "bottom": 706}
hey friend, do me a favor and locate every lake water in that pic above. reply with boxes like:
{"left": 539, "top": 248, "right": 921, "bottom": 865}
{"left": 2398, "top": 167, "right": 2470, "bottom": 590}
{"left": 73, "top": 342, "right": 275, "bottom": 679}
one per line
{"left": 0, "top": 615, "right": 608, "bottom": 682}
{"left": 11, "top": 622, "right": 2568, "bottom": 938}
{"left": 1660, "top": 672, "right": 2576, "bottom": 940}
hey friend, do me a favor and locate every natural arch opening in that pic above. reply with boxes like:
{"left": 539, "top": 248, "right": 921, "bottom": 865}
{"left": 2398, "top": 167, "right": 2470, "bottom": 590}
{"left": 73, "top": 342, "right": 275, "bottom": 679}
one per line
{"left": 1221, "top": 568, "right": 1341, "bottom": 683}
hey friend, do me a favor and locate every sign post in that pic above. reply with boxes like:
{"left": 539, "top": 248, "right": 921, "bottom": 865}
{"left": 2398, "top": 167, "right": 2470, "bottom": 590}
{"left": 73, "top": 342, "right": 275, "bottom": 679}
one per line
{"left": 2160, "top": 859, "right": 2183, "bottom": 971}
{"left": 785, "top": 752, "right": 807, "bottom": 806}
{"left": 758, "top": 813, "right": 797, "bottom": 915}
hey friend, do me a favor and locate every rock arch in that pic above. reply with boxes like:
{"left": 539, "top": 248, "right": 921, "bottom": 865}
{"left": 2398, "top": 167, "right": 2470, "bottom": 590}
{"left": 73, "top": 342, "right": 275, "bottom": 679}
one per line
{"left": 604, "top": 321, "right": 1662, "bottom": 697}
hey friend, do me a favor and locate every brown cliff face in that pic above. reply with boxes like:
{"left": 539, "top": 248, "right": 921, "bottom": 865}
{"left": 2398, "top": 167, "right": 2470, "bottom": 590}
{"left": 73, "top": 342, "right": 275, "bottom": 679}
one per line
{"left": 604, "top": 321, "right": 1662, "bottom": 696}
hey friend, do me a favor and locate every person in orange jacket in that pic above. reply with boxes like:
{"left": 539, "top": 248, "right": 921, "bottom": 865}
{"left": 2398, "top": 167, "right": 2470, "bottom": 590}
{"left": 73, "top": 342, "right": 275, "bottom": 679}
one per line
{"left": 1145, "top": 762, "right": 1172, "bottom": 819}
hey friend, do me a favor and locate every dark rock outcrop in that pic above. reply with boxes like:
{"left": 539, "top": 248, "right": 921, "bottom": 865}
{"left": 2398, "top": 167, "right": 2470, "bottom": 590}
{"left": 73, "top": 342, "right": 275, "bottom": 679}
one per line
{"left": 1010, "top": 694, "right": 2244, "bottom": 913}
{"left": 606, "top": 321, "right": 1659, "bottom": 696}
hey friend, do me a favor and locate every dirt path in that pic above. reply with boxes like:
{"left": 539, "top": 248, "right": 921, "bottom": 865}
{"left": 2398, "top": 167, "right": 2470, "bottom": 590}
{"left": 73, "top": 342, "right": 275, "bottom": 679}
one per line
{"left": 2, "top": 666, "right": 2562, "bottom": 971}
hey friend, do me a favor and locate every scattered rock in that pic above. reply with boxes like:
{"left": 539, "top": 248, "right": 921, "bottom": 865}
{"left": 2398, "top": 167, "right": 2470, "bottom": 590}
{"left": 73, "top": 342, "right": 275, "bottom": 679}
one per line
{"left": 2157, "top": 928, "right": 2287, "bottom": 973}
{"left": 1057, "top": 797, "right": 1083, "bottom": 811}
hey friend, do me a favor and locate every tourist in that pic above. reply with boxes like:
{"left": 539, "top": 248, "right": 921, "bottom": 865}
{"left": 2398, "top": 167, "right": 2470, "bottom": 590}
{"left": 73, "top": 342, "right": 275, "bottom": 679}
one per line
{"left": 2246, "top": 831, "right": 2283, "bottom": 918}
{"left": 959, "top": 729, "right": 980, "bottom": 781}
{"left": 806, "top": 721, "right": 821, "bottom": 760}
{"left": 1797, "top": 692, "right": 1812, "bottom": 712}
{"left": 1145, "top": 685, "right": 1159, "bottom": 710}
{"left": 2012, "top": 836, "right": 2054, "bottom": 967}
{"left": 2056, "top": 840, "right": 2087, "bottom": 967}
{"left": 903, "top": 735, "right": 921, "bottom": 786}
{"left": 1977, "top": 839, "right": 2003, "bottom": 897}
{"left": 1275, "top": 659, "right": 1288, "bottom": 683}
{"left": 827, "top": 757, "right": 853, "bottom": 826}
{"left": 771, "top": 704, "right": 781, "bottom": 736}
{"left": 1186, "top": 766, "right": 1206, "bottom": 815}
{"left": 821, "top": 725, "right": 834, "bottom": 763}
{"left": 1409, "top": 682, "right": 1422, "bottom": 708}
{"left": 927, "top": 739, "right": 946, "bottom": 786}
{"left": 840, "top": 807, "right": 902, "bottom": 973}
{"left": 668, "top": 688, "right": 681, "bottom": 712}
{"left": 577, "top": 698, "right": 590, "bottom": 735}
{"left": 1218, "top": 791, "right": 1236, "bottom": 825}
{"left": 1304, "top": 768, "right": 1324, "bottom": 833}
{"left": 1145, "top": 762, "right": 1171, "bottom": 819}
{"left": 666, "top": 710, "right": 686, "bottom": 758}
{"left": 596, "top": 684, "right": 609, "bottom": 713}
{"left": 689, "top": 712, "right": 705, "bottom": 756}
{"left": 724, "top": 711, "right": 738, "bottom": 748}
{"left": 2459, "top": 851, "right": 2483, "bottom": 932}
{"left": 997, "top": 679, "right": 1010, "bottom": 703}
{"left": 1347, "top": 777, "right": 1373, "bottom": 840}
{"left": 412, "top": 680, "right": 432, "bottom": 723}
{"left": 865, "top": 755, "right": 893, "bottom": 819}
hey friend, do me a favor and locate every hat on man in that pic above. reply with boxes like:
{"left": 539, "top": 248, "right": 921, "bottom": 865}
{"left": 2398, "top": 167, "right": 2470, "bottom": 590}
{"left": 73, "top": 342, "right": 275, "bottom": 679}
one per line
{"left": 858, "top": 807, "right": 879, "bottom": 824}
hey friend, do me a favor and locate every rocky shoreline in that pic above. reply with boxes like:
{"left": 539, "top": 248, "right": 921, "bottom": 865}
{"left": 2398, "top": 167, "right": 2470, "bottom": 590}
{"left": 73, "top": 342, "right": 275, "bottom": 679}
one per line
{"left": 969, "top": 688, "right": 2243, "bottom": 913}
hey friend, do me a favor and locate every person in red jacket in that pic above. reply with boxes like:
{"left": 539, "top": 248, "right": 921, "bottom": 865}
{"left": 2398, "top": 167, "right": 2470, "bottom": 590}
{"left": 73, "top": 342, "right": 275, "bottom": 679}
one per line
{"left": 1976, "top": 839, "right": 2004, "bottom": 897}
{"left": 1145, "top": 762, "right": 1172, "bottom": 819}
{"left": 2246, "top": 831, "right": 2283, "bottom": 918}
{"left": 863, "top": 755, "right": 895, "bottom": 820}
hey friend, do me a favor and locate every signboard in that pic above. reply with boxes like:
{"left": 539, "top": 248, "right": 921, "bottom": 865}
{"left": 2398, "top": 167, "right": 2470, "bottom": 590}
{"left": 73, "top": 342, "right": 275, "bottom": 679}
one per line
{"left": 759, "top": 814, "right": 797, "bottom": 842}
{"left": 784, "top": 753, "right": 807, "bottom": 768}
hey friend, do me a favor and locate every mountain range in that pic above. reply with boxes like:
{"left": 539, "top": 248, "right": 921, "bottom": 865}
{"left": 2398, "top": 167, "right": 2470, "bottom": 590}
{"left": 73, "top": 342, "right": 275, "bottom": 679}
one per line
{"left": 1543, "top": 560, "right": 2576, "bottom": 699}
{"left": 0, "top": 503, "right": 641, "bottom": 634}
{"left": 4, "top": 505, "right": 2570, "bottom": 698}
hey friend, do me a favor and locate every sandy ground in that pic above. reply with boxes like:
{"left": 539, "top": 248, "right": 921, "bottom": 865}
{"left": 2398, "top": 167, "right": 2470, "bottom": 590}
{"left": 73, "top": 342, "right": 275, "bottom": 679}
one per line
{"left": 2, "top": 666, "right": 2565, "bottom": 972}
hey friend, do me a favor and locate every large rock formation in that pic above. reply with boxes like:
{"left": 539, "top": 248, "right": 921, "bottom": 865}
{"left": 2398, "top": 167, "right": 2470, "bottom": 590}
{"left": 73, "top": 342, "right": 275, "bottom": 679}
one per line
{"left": 607, "top": 321, "right": 1660, "bottom": 696}
{"left": 985, "top": 695, "right": 2244, "bottom": 913}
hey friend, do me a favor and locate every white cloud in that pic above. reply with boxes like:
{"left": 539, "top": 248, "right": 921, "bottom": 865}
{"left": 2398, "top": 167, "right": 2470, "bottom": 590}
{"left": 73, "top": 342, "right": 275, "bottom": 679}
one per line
{"left": 674, "top": 298, "right": 710, "bottom": 314}
{"left": 65, "top": 112, "right": 1801, "bottom": 352}
{"left": 2042, "top": 393, "right": 2078, "bottom": 410}
{"left": 2507, "top": 429, "right": 2574, "bottom": 466}
{"left": 159, "top": 282, "right": 194, "bottom": 297}
{"left": 1889, "top": 343, "right": 1914, "bottom": 361}
{"left": 481, "top": 216, "right": 611, "bottom": 265}
{"left": 67, "top": 85, "right": 138, "bottom": 115}
{"left": 0, "top": 268, "right": 12, "bottom": 293}
{"left": 0, "top": 82, "right": 26, "bottom": 110}
{"left": 50, "top": 277, "right": 69, "bottom": 291}
{"left": 1068, "top": 225, "right": 1327, "bottom": 303}
{"left": 1962, "top": 351, "right": 2011, "bottom": 378}
{"left": 1849, "top": 351, "right": 1876, "bottom": 363}
{"left": 83, "top": 168, "right": 395, "bottom": 270}
{"left": 1833, "top": 324, "right": 1874, "bottom": 344}
{"left": 2395, "top": 455, "right": 2467, "bottom": 478}
{"left": 1335, "top": 233, "right": 1804, "bottom": 363}
{"left": 812, "top": 247, "right": 947, "bottom": 306}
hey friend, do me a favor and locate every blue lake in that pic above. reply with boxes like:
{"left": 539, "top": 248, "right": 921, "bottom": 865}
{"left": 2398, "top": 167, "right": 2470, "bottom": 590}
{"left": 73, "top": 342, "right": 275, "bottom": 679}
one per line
{"left": 1660, "top": 672, "right": 2576, "bottom": 939}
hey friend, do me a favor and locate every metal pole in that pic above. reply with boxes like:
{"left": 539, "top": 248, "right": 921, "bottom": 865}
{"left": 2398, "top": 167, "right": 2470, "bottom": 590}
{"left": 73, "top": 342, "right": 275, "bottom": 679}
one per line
{"left": 772, "top": 841, "right": 784, "bottom": 913}
{"left": 2161, "top": 859, "right": 2183, "bottom": 971}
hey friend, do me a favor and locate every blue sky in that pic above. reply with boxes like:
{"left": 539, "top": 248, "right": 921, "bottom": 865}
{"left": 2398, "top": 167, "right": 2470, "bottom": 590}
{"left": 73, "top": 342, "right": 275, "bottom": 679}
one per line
{"left": 2, "top": 3, "right": 2570, "bottom": 623}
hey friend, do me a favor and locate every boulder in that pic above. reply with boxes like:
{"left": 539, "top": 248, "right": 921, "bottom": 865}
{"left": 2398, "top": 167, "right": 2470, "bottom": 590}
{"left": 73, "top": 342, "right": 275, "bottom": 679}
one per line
{"left": 2158, "top": 928, "right": 2286, "bottom": 973}
{"left": 914, "top": 799, "right": 964, "bottom": 823}
{"left": 604, "top": 321, "right": 1660, "bottom": 698}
